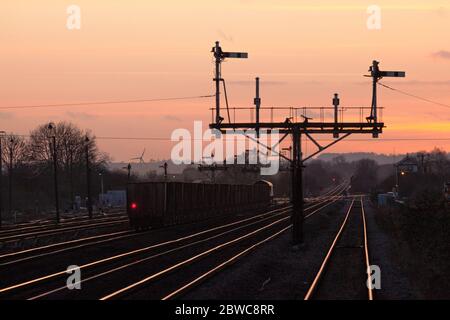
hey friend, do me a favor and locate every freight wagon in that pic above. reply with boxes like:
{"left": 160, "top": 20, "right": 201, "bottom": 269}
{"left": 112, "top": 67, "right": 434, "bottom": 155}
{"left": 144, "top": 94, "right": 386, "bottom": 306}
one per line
{"left": 127, "top": 181, "right": 272, "bottom": 230}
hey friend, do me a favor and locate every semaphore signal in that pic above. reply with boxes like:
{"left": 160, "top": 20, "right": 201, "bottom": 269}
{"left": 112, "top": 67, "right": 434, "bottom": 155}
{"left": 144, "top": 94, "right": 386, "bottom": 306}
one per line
{"left": 366, "top": 60, "right": 405, "bottom": 132}
{"left": 209, "top": 41, "right": 406, "bottom": 246}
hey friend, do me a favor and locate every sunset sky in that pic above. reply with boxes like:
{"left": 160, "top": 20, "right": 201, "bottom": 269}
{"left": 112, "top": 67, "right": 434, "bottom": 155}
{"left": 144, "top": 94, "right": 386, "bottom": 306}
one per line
{"left": 1, "top": 0, "right": 449, "bottom": 161}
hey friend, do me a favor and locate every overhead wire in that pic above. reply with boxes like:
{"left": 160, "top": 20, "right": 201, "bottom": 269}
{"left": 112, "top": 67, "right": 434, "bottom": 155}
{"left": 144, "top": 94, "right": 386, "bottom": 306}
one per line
{"left": 0, "top": 94, "right": 215, "bottom": 110}
{"left": 9, "top": 134, "right": 450, "bottom": 142}
{"left": 378, "top": 82, "right": 450, "bottom": 109}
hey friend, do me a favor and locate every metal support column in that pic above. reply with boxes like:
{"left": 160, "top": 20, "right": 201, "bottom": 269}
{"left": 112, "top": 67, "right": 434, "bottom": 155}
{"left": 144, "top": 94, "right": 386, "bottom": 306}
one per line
{"left": 85, "top": 136, "right": 93, "bottom": 219}
{"left": 214, "top": 41, "right": 222, "bottom": 124}
{"left": 291, "top": 128, "right": 304, "bottom": 245}
{"left": 0, "top": 135, "right": 3, "bottom": 227}
{"left": 51, "top": 135, "right": 60, "bottom": 223}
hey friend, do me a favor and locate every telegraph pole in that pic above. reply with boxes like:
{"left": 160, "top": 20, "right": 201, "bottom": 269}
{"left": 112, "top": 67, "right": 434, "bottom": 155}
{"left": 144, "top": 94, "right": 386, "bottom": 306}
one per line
{"left": 0, "top": 132, "right": 4, "bottom": 227}
{"left": 127, "top": 163, "right": 131, "bottom": 182}
{"left": 85, "top": 136, "right": 93, "bottom": 219}
{"left": 8, "top": 138, "right": 13, "bottom": 218}
{"left": 69, "top": 150, "right": 74, "bottom": 211}
{"left": 99, "top": 173, "right": 104, "bottom": 195}
{"left": 160, "top": 162, "right": 168, "bottom": 181}
{"left": 49, "top": 123, "right": 60, "bottom": 223}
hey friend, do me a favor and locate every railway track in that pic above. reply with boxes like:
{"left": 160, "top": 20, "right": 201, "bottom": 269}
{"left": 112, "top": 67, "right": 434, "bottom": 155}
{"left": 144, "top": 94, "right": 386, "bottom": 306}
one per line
{"left": 0, "top": 182, "right": 346, "bottom": 262}
{"left": 304, "top": 197, "right": 373, "bottom": 300}
{"left": 0, "top": 204, "right": 296, "bottom": 267}
{"left": 0, "top": 210, "right": 126, "bottom": 232}
{"left": 0, "top": 184, "right": 346, "bottom": 300}
{"left": 0, "top": 218, "right": 129, "bottom": 244}
{"left": 0, "top": 213, "right": 128, "bottom": 238}
{"left": 159, "top": 190, "right": 347, "bottom": 301}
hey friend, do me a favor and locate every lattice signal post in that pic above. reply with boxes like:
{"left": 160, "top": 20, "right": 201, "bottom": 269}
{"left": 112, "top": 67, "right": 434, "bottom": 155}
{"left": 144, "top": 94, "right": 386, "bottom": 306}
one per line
{"left": 209, "top": 42, "right": 405, "bottom": 245}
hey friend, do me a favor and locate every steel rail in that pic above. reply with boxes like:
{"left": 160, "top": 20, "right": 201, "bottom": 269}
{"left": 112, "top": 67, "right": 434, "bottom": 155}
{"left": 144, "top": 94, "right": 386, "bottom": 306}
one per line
{"left": 100, "top": 217, "right": 292, "bottom": 300}
{"left": 0, "top": 206, "right": 294, "bottom": 267}
{"left": 0, "top": 213, "right": 127, "bottom": 235}
{"left": 303, "top": 198, "right": 373, "bottom": 300}
{"left": 0, "top": 219, "right": 128, "bottom": 243}
{"left": 29, "top": 208, "right": 293, "bottom": 300}
{"left": 304, "top": 200, "right": 355, "bottom": 300}
{"left": 0, "top": 205, "right": 293, "bottom": 295}
{"left": 0, "top": 186, "right": 345, "bottom": 298}
{"left": 162, "top": 196, "right": 344, "bottom": 300}
{"left": 101, "top": 197, "right": 342, "bottom": 300}
{"left": 361, "top": 198, "right": 374, "bottom": 300}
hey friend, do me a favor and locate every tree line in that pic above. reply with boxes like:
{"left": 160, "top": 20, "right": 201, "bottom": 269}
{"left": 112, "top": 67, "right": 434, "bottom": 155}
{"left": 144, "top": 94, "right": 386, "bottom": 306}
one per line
{"left": 1, "top": 121, "right": 129, "bottom": 219}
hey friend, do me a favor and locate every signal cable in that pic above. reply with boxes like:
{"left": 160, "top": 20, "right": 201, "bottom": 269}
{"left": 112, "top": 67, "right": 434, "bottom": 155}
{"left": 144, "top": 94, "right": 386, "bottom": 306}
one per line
{"left": 0, "top": 94, "right": 215, "bottom": 110}
{"left": 378, "top": 82, "right": 450, "bottom": 109}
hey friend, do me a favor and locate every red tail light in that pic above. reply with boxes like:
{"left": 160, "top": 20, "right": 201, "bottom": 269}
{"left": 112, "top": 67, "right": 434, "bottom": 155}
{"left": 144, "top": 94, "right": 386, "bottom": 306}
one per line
{"left": 130, "top": 202, "right": 138, "bottom": 210}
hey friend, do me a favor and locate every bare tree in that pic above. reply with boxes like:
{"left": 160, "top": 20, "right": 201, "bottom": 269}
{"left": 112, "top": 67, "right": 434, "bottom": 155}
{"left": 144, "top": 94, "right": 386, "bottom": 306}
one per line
{"left": 27, "top": 122, "right": 109, "bottom": 210}
{"left": 2, "top": 134, "right": 27, "bottom": 215}
{"left": 2, "top": 134, "right": 27, "bottom": 168}
{"left": 28, "top": 122, "right": 108, "bottom": 168}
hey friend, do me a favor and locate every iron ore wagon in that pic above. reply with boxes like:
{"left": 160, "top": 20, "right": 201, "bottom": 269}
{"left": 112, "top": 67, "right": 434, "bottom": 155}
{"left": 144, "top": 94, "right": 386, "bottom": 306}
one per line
{"left": 127, "top": 181, "right": 272, "bottom": 230}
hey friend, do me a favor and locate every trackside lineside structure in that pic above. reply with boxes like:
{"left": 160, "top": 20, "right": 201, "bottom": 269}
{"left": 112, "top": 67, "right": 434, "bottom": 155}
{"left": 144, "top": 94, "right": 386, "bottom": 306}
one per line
{"left": 209, "top": 41, "right": 405, "bottom": 245}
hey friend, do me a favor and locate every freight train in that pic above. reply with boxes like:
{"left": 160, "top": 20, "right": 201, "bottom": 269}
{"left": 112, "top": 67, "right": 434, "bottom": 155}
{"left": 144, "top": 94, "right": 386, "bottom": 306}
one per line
{"left": 127, "top": 181, "right": 273, "bottom": 230}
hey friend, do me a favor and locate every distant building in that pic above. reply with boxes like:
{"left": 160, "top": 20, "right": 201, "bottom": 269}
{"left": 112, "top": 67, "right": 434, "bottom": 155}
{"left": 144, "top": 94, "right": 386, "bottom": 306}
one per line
{"left": 445, "top": 182, "right": 450, "bottom": 201}
{"left": 378, "top": 192, "right": 396, "bottom": 207}
{"left": 395, "top": 155, "right": 419, "bottom": 175}
{"left": 99, "top": 190, "right": 127, "bottom": 208}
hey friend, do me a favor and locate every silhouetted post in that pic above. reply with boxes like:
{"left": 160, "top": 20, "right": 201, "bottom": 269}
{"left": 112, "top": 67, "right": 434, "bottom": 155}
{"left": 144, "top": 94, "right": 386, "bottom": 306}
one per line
{"left": 370, "top": 60, "right": 379, "bottom": 124}
{"left": 69, "top": 150, "right": 74, "bottom": 211}
{"left": 8, "top": 138, "right": 13, "bottom": 218}
{"left": 213, "top": 41, "right": 222, "bottom": 124}
{"left": 333, "top": 93, "right": 340, "bottom": 138}
{"left": 211, "top": 41, "right": 247, "bottom": 124}
{"left": 395, "top": 164, "right": 400, "bottom": 196}
{"left": 122, "top": 163, "right": 132, "bottom": 186}
{"left": 211, "top": 165, "right": 216, "bottom": 184}
{"left": 291, "top": 128, "right": 304, "bottom": 245}
{"left": 99, "top": 173, "right": 104, "bottom": 195}
{"left": 0, "top": 131, "right": 4, "bottom": 227}
{"left": 85, "top": 136, "right": 93, "bottom": 219}
{"left": 161, "top": 162, "right": 168, "bottom": 181}
{"left": 127, "top": 163, "right": 131, "bottom": 182}
{"left": 255, "top": 77, "right": 261, "bottom": 138}
{"left": 49, "top": 123, "right": 60, "bottom": 223}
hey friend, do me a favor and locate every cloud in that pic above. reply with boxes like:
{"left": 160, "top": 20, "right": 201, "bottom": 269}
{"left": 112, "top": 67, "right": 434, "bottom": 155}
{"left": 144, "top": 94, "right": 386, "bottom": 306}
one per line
{"left": 431, "top": 50, "right": 450, "bottom": 60}
{"left": 217, "top": 29, "right": 234, "bottom": 42}
{"left": 162, "top": 115, "right": 182, "bottom": 122}
{"left": 435, "top": 6, "right": 447, "bottom": 18}
{"left": 66, "top": 111, "right": 98, "bottom": 120}
{"left": 0, "top": 112, "right": 14, "bottom": 119}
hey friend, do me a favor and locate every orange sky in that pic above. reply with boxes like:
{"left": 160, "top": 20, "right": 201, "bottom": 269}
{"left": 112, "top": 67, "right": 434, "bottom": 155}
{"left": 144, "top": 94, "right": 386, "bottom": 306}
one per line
{"left": 1, "top": 0, "right": 449, "bottom": 161}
